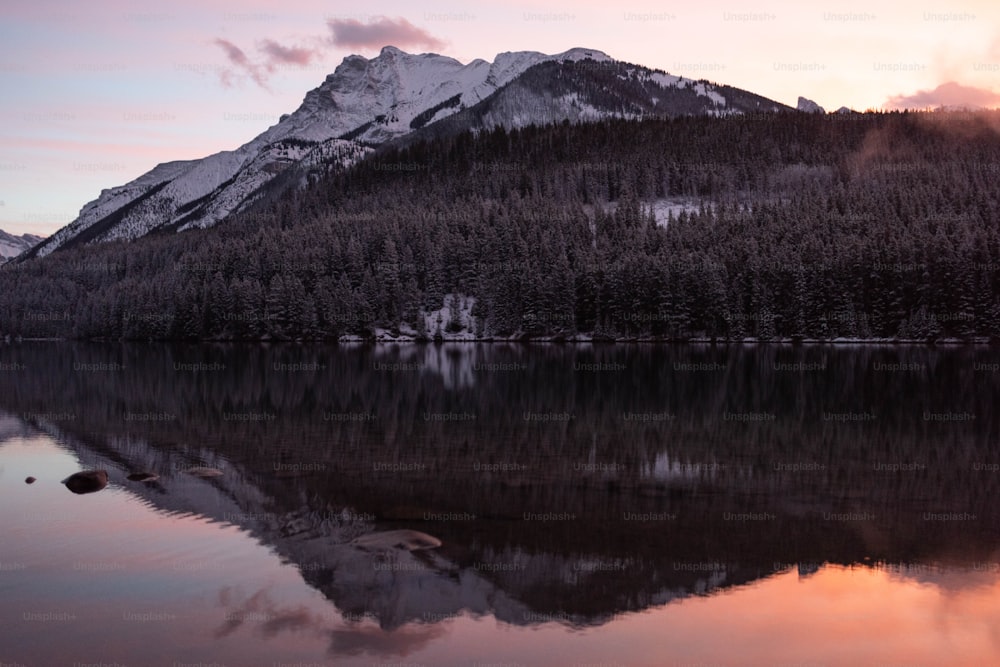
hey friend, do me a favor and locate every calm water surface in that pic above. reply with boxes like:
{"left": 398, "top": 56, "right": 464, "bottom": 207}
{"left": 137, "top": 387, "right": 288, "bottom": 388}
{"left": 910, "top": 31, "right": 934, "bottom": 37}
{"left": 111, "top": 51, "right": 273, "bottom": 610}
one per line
{"left": 0, "top": 343, "right": 998, "bottom": 666}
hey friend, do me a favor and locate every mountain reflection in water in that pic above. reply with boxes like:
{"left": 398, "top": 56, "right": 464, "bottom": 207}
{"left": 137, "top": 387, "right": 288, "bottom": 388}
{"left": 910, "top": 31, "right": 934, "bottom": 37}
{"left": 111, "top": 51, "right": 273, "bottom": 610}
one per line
{"left": 0, "top": 342, "right": 998, "bottom": 666}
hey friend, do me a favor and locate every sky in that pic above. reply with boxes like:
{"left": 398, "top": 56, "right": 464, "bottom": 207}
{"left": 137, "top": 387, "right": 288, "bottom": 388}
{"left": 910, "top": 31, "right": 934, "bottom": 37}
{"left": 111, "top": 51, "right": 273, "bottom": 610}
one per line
{"left": 1, "top": 0, "right": 998, "bottom": 237}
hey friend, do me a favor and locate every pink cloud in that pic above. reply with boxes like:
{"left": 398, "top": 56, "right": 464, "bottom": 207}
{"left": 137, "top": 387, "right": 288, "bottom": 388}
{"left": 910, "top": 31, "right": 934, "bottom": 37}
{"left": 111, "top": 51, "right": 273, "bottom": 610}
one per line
{"left": 209, "top": 16, "right": 446, "bottom": 90}
{"left": 258, "top": 39, "right": 320, "bottom": 68}
{"left": 327, "top": 16, "right": 445, "bottom": 51}
{"left": 885, "top": 81, "right": 1000, "bottom": 110}
{"left": 214, "top": 38, "right": 268, "bottom": 88}
{"left": 213, "top": 37, "right": 323, "bottom": 88}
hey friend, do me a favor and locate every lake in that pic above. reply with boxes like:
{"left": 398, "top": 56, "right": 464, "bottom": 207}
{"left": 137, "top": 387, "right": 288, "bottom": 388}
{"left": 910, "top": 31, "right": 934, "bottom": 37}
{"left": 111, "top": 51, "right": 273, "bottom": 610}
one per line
{"left": 1, "top": 342, "right": 998, "bottom": 666}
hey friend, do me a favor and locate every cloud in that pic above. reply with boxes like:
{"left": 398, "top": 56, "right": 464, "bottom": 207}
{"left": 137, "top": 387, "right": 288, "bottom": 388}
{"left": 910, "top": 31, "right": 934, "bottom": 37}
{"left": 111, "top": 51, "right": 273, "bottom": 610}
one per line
{"left": 213, "top": 37, "right": 323, "bottom": 89}
{"left": 210, "top": 16, "right": 446, "bottom": 90}
{"left": 258, "top": 39, "right": 320, "bottom": 68}
{"left": 885, "top": 81, "right": 1000, "bottom": 110}
{"left": 213, "top": 586, "right": 328, "bottom": 640}
{"left": 327, "top": 16, "right": 445, "bottom": 51}
{"left": 213, "top": 38, "right": 268, "bottom": 89}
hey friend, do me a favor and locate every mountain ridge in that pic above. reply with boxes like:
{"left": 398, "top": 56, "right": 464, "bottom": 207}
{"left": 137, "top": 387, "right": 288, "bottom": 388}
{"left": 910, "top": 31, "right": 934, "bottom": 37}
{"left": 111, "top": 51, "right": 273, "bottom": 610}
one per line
{"left": 0, "top": 229, "right": 44, "bottom": 263}
{"left": 27, "top": 46, "right": 793, "bottom": 259}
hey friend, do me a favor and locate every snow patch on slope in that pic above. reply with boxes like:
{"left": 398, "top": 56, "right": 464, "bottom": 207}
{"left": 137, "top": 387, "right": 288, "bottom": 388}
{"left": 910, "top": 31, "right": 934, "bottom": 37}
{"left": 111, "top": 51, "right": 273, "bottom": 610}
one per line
{"left": 651, "top": 198, "right": 705, "bottom": 226}
{"left": 693, "top": 82, "right": 726, "bottom": 106}
{"left": 648, "top": 72, "right": 727, "bottom": 106}
{"left": 602, "top": 198, "right": 706, "bottom": 227}
{"left": 422, "top": 294, "right": 478, "bottom": 340}
{"left": 555, "top": 93, "right": 606, "bottom": 122}
{"left": 650, "top": 72, "right": 682, "bottom": 88}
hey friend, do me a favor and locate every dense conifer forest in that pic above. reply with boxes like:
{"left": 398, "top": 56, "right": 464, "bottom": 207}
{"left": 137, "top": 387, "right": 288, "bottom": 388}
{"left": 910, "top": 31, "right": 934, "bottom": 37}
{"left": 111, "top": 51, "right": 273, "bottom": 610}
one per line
{"left": 2, "top": 110, "right": 999, "bottom": 341}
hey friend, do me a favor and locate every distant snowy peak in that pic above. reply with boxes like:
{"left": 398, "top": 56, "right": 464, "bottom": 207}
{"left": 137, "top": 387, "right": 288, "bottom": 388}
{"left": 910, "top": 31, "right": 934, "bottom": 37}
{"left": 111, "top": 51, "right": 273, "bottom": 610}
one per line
{"left": 0, "top": 229, "right": 44, "bottom": 262}
{"left": 797, "top": 96, "right": 825, "bottom": 114}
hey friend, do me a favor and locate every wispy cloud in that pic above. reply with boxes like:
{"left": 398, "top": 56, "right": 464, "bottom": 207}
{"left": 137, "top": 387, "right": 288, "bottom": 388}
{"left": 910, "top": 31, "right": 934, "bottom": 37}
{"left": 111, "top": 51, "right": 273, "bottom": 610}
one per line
{"left": 210, "top": 16, "right": 445, "bottom": 89}
{"left": 213, "top": 37, "right": 323, "bottom": 89}
{"left": 213, "top": 38, "right": 267, "bottom": 88}
{"left": 885, "top": 81, "right": 1000, "bottom": 109}
{"left": 327, "top": 16, "right": 445, "bottom": 51}
{"left": 258, "top": 39, "right": 320, "bottom": 68}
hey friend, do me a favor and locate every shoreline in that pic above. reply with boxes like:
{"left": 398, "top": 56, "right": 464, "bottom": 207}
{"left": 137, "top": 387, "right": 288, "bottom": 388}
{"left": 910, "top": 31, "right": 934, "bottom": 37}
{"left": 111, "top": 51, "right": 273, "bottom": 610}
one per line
{"left": 3, "top": 336, "right": 997, "bottom": 346}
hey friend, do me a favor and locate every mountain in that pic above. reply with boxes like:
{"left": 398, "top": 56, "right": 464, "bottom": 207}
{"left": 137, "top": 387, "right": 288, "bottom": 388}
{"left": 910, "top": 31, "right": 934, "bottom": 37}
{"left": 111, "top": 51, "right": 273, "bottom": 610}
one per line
{"left": 0, "top": 230, "right": 43, "bottom": 263}
{"left": 389, "top": 56, "right": 792, "bottom": 149}
{"left": 5, "top": 109, "right": 999, "bottom": 343}
{"left": 796, "top": 96, "right": 825, "bottom": 114}
{"left": 29, "top": 46, "right": 791, "bottom": 259}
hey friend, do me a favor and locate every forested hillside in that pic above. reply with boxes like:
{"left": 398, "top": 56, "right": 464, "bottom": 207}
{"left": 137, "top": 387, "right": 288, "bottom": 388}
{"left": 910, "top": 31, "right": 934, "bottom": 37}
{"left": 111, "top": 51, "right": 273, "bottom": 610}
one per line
{"left": 2, "top": 110, "right": 999, "bottom": 341}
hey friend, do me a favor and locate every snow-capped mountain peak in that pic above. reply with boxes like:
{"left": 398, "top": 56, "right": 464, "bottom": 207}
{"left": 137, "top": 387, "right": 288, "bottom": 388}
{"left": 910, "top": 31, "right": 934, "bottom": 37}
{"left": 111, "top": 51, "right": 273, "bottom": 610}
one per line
{"left": 28, "top": 46, "right": 788, "bottom": 259}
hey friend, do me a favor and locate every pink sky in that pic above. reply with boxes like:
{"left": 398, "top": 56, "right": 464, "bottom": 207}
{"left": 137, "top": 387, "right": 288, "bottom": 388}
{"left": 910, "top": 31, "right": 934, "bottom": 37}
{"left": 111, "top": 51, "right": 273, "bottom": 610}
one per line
{"left": 1, "top": 0, "right": 998, "bottom": 237}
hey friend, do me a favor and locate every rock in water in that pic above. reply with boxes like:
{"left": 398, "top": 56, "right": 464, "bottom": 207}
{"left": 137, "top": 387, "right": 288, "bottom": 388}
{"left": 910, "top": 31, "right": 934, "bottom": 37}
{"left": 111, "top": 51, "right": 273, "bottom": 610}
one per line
{"left": 25, "top": 476, "right": 36, "bottom": 484}
{"left": 127, "top": 472, "right": 159, "bottom": 482}
{"left": 185, "top": 467, "right": 223, "bottom": 478}
{"left": 350, "top": 529, "right": 442, "bottom": 551}
{"left": 61, "top": 470, "right": 108, "bottom": 495}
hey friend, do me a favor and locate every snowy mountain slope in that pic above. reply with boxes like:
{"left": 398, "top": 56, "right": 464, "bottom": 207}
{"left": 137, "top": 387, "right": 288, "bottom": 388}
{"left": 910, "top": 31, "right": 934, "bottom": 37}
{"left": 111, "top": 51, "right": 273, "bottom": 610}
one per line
{"left": 29, "top": 47, "right": 618, "bottom": 258}
{"left": 0, "top": 229, "right": 44, "bottom": 263}
{"left": 312, "top": 46, "right": 612, "bottom": 144}
{"left": 30, "top": 46, "right": 791, "bottom": 258}
{"left": 394, "top": 57, "right": 792, "bottom": 146}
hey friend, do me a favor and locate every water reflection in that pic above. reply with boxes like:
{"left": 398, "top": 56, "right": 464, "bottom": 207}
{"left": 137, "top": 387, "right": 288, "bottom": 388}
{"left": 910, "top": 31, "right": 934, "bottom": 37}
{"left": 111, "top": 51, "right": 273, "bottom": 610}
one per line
{"left": 0, "top": 342, "right": 998, "bottom": 665}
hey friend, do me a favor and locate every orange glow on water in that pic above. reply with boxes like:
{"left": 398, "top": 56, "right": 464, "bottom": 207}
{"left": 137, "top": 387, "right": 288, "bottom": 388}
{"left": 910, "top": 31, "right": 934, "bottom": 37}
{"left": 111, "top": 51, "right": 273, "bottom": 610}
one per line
{"left": 550, "top": 565, "right": 1000, "bottom": 667}
{"left": 5, "top": 436, "right": 1000, "bottom": 666}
